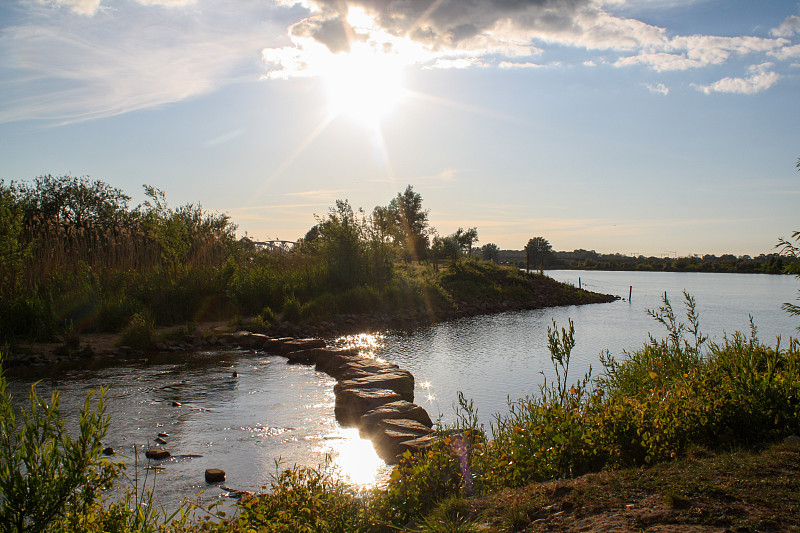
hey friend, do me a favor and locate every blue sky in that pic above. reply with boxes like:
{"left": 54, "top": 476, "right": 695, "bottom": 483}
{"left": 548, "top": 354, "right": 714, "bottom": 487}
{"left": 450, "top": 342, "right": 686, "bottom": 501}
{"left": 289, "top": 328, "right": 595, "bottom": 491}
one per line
{"left": 1, "top": 0, "right": 799, "bottom": 256}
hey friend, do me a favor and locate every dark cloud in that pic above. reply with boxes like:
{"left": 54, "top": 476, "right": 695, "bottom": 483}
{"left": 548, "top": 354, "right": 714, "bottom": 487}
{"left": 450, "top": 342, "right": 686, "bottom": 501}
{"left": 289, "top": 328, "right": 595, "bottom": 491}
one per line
{"left": 294, "top": 0, "right": 592, "bottom": 51}
{"left": 291, "top": 14, "right": 352, "bottom": 53}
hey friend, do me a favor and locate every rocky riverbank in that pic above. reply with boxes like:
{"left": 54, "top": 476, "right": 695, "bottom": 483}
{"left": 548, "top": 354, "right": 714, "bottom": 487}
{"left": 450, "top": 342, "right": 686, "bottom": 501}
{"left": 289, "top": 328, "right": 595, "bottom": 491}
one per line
{"left": 2, "top": 272, "right": 616, "bottom": 368}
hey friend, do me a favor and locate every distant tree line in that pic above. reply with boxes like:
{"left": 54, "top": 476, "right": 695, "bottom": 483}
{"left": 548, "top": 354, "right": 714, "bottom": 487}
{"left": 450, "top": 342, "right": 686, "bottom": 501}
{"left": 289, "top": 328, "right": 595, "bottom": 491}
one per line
{"left": 496, "top": 246, "right": 787, "bottom": 274}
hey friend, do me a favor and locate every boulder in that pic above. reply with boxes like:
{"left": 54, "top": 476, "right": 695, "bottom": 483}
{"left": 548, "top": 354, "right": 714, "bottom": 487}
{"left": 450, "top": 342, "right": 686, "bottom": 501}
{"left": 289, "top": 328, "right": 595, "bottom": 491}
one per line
{"left": 280, "top": 338, "right": 327, "bottom": 354}
{"left": 372, "top": 428, "right": 430, "bottom": 464}
{"left": 314, "top": 348, "right": 361, "bottom": 376}
{"left": 398, "top": 435, "right": 436, "bottom": 455}
{"left": 284, "top": 348, "right": 320, "bottom": 365}
{"left": 145, "top": 448, "right": 171, "bottom": 460}
{"left": 225, "top": 331, "right": 270, "bottom": 349}
{"left": 262, "top": 337, "right": 295, "bottom": 352}
{"left": 205, "top": 468, "right": 226, "bottom": 483}
{"left": 372, "top": 418, "right": 434, "bottom": 438}
{"left": 334, "top": 372, "right": 414, "bottom": 402}
{"left": 358, "top": 401, "right": 433, "bottom": 432}
{"left": 337, "top": 360, "right": 402, "bottom": 380}
{"left": 334, "top": 388, "right": 403, "bottom": 427}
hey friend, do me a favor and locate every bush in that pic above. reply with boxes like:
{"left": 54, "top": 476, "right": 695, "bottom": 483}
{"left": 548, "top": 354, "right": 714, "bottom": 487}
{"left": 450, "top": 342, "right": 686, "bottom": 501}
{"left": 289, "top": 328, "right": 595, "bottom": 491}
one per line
{"left": 117, "top": 312, "right": 155, "bottom": 349}
{"left": 0, "top": 357, "right": 116, "bottom": 533}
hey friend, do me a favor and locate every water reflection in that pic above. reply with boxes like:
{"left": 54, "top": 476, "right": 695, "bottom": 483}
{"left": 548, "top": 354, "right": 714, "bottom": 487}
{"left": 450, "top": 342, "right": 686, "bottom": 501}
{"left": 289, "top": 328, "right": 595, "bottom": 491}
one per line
{"left": 320, "top": 428, "right": 386, "bottom": 487}
{"left": 334, "top": 333, "right": 385, "bottom": 359}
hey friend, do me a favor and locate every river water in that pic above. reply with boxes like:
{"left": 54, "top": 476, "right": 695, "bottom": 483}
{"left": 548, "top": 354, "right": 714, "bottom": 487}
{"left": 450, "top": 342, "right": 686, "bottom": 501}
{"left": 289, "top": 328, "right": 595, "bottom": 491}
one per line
{"left": 4, "top": 270, "right": 798, "bottom": 510}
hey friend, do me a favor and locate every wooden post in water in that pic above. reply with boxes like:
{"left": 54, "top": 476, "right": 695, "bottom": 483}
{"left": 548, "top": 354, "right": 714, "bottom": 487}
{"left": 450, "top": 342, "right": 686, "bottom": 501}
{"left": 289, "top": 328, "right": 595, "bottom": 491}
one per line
{"left": 629, "top": 285, "right": 632, "bottom": 301}
{"left": 578, "top": 277, "right": 581, "bottom": 289}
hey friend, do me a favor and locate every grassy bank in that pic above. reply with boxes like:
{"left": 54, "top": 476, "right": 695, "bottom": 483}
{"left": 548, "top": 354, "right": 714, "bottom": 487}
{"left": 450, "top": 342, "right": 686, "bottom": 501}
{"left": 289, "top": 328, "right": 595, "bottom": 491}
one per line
{"left": 0, "top": 177, "right": 613, "bottom": 350}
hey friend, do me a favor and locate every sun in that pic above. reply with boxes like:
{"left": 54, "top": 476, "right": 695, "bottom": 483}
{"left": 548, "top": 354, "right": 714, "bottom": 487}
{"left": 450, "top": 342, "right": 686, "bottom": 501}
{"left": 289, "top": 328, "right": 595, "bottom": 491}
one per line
{"left": 324, "top": 46, "right": 407, "bottom": 125}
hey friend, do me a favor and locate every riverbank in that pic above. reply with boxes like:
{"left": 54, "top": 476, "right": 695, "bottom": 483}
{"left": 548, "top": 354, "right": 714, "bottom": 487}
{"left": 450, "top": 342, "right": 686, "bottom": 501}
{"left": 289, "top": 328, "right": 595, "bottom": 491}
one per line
{"left": 3, "top": 264, "right": 616, "bottom": 367}
{"left": 445, "top": 439, "right": 800, "bottom": 532}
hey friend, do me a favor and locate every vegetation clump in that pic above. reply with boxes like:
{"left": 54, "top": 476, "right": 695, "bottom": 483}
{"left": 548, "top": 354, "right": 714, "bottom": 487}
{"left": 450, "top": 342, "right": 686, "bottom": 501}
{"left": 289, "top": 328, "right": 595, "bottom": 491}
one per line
{"left": 0, "top": 177, "right": 611, "bottom": 348}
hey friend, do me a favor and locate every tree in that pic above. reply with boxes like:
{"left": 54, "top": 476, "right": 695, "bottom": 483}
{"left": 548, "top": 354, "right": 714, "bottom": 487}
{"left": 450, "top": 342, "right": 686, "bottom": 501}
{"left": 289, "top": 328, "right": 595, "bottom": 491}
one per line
{"left": 314, "top": 199, "right": 366, "bottom": 289}
{"left": 453, "top": 227, "right": 478, "bottom": 256}
{"left": 481, "top": 243, "right": 500, "bottom": 262}
{"left": 525, "top": 236, "right": 554, "bottom": 271}
{"left": 16, "top": 174, "right": 131, "bottom": 228}
{"left": 388, "top": 185, "right": 430, "bottom": 262}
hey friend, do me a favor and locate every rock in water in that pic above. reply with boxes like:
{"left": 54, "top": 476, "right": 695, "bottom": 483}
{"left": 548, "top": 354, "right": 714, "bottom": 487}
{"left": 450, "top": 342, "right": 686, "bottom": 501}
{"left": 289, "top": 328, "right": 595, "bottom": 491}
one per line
{"left": 145, "top": 449, "right": 171, "bottom": 460}
{"left": 334, "top": 388, "right": 402, "bottom": 426}
{"left": 358, "top": 401, "right": 434, "bottom": 432}
{"left": 334, "top": 371, "right": 415, "bottom": 402}
{"left": 205, "top": 468, "right": 226, "bottom": 483}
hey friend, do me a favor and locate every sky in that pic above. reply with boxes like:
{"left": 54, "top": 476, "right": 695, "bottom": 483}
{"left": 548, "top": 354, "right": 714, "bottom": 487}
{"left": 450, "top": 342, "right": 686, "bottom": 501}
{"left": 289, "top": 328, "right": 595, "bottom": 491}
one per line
{"left": 1, "top": 0, "right": 799, "bottom": 257}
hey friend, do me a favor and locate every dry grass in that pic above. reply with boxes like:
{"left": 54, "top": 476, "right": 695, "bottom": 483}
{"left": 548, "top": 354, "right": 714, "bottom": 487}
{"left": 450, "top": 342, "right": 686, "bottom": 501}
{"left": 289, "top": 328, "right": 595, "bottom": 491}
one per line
{"left": 464, "top": 442, "right": 800, "bottom": 532}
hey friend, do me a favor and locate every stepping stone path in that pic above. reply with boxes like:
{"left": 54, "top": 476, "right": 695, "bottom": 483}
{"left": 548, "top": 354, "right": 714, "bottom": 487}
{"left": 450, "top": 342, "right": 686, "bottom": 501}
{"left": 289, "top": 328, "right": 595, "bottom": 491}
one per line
{"left": 223, "top": 331, "right": 436, "bottom": 464}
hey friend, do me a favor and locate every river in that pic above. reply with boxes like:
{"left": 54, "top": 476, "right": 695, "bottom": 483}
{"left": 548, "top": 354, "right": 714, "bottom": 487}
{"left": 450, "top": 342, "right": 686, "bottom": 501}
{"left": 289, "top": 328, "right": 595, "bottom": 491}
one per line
{"left": 3, "top": 270, "right": 798, "bottom": 510}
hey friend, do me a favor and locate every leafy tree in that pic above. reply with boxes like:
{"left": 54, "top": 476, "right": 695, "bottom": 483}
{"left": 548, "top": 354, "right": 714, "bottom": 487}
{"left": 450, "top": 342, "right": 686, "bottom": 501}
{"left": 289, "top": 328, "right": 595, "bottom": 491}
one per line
{"left": 525, "top": 236, "right": 554, "bottom": 271}
{"left": 0, "top": 183, "right": 31, "bottom": 296}
{"left": 388, "top": 185, "right": 430, "bottom": 262}
{"left": 16, "top": 174, "right": 131, "bottom": 228}
{"left": 314, "top": 199, "right": 367, "bottom": 289}
{"left": 138, "top": 185, "right": 236, "bottom": 272}
{"left": 481, "top": 243, "right": 500, "bottom": 262}
{"left": 453, "top": 227, "right": 478, "bottom": 256}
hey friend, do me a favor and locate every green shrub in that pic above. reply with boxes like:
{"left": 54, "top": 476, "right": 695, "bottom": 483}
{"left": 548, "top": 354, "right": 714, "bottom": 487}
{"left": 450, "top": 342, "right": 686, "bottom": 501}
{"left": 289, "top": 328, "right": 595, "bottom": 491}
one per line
{"left": 117, "top": 312, "right": 155, "bottom": 349}
{"left": 0, "top": 357, "right": 116, "bottom": 533}
{"left": 281, "top": 295, "right": 302, "bottom": 323}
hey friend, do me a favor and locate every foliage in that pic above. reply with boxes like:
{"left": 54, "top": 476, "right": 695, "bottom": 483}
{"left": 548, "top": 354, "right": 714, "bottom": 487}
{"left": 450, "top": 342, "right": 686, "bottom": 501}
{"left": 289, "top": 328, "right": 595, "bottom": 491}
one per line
{"left": 117, "top": 312, "right": 155, "bottom": 350}
{"left": 480, "top": 243, "right": 499, "bottom": 262}
{"left": 0, "top": 357, "right": 115, "bottom": 533}
{"left": 386, "top": 185, "right": 431, "bottom": 262}
{"left": 524, "top": 237, "right": 554, "bottom": 270}
{"left": 777, "top": 229, "right": 800, "bottom": 324}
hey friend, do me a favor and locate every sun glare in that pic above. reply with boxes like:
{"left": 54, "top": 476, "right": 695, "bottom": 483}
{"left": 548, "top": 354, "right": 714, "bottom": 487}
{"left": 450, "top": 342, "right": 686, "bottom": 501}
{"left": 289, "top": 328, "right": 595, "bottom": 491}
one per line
{"left": 324, "top": 47, "right": 407, "bottom": 125}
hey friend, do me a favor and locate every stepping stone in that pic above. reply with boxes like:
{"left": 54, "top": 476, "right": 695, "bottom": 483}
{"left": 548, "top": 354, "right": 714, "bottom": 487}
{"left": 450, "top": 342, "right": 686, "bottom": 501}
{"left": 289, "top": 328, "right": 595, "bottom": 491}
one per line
{"left": 334, "top": 388, "right": 402, "bottom": 427}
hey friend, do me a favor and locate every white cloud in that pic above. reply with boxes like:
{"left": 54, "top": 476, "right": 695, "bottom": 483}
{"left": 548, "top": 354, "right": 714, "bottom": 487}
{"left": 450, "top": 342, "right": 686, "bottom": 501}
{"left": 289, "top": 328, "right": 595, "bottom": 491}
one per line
{"left": 35, "top": 0, "right": 102, "bottom": 16}
{"left": 645, "top": 82, "right": 669, "bottom": 95}
{"left": 771, "top": 14, "right": 800, "bottom": 37}
{"left": 498, "top": 61, "right": 543, "bottom": 69}
{"left": 769, "top": 43, "right": 800, "bottom": 61}
{"left": 36, "top": 0, "right": 197, "bottom": 16}
{"left": 693, "top": 63, "right": 782, "bottom": 95}
{"left": 615, "top": 52, "right": 704, "bottom": 71}
{"left": 1, "top": 1, "right": 278, "bottom": 124}
{"left": 427, "top": 58, "right": 487, "bottom": 70}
